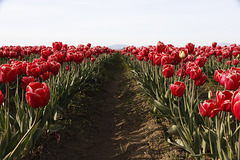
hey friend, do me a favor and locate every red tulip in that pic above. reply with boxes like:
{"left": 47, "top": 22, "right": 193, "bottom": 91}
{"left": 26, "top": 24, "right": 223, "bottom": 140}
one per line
{"left": 186, "top": 62, "right": 196, "bottom": 75}
{"left": 195, "top": 56, "right": 207, "bottom": 67}
{"left": 185, "top": 43, "right": 195, "bottom": 54}
{"left": 48, "top": 61, "right": 60, "bottom": 76}
{"left": 0, "top": 64, "right": 17, "bottom": 84}
{"left": 26, "top": 63, "right": 41, "bottom": 78}
{"left": 66, "top": 66, "right": 71, "bottom": 71}
{"left": 190, "top": 66, "right": 202, "bottom": 80}
{"left": 163, "top": 64, "right": 174, "bottom": 78}
{"left": 200, "top": 99, "right": 220, "bottom": 117}
{"left": 90, "top": 57, "right": 95, "bottom": 62}
{"left": 177, "top": 68, "right": 186, "bottom": 78}
{"left": 233, "top": 58, "right": 239, "bottom": 66}
{"left": 0, "top": 90, "right": 4, "bottom": 106}
{"left": 40, "top": 71, "right": 50, "bottom": 81}
{"left": 216, "top": 56, "right": 222, "bottom": 62}
{"left": 231, "top": 91, "right": 240, "bottom": 120}
{"left": 26, "top": 82, "right": 50, "bottom": 108}
{"left": 52, "top": 42, "right": 62, "bottom": 51}
{"left": 161, "top": 55, "right": 173, "bottom": 65}
{"left": 153, "top": 53, "right": 162, "bottom": 65}
{"left": 170, "top": 81, "right": 185, "bottom": 97}
{"left": 156, "top": 41, "right": 165, "bottom": 53}
{"left": 216, "top": 90, "right": 233, "bottom": 112}
{"left": 194, "top": 72, "right": 207, "bottom": 86}
{"left": 21, "top": 76, "right": 37, "bottom": 91}
{"left": 41, "top": 48, "right": 51, "bottom": 59}
{"left": 212, "top": 42, "right": 217, "bottom": 48}
{"left": 214, "top": 69, "right": 225, "bottom": 83}
{"left": 224, "top": 73, "right": 239, "bottom": 90}
{"left": 227, "top": 61, "right": 232, "bottom": 66}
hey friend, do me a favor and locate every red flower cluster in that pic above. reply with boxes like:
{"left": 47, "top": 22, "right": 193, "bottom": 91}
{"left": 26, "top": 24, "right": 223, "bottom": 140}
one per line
{"left": 200, "top": 89, "right": 240, "bottom": 120}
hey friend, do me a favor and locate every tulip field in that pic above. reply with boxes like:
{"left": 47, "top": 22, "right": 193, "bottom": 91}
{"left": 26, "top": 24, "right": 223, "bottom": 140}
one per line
{"left": 1, "top": 41, "right": 240, "bottom": 159}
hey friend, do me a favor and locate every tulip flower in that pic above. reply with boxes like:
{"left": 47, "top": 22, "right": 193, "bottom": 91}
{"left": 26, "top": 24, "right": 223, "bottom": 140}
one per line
{"left": 21, "top": 76, "right": 37, "bottom": 91}
{"left": 163, "top": 64, "right": 174, "bottom": 78}
{"left": 231, "top": 91, "right": 240, "bottom": 121}
{"left": 153, "top": 53, "right": 162, "bottom": 65}
{"left": 214, "top": 69, "right": 225, "bottom": 83}
{"left": 156, "top": 41, "right": 165, "bottom": 53}
{"left": 26, "top": 82, "right": 50, "bottom": 108}
{"left": 195, "top": 56, "right": 207, "bottom": 67}
{"left": 52, "top": 42, "right": 62, "bottom": 51}
{"left": 227, "top": 61, "right": 232, "bottom": 66}
{"left": 190, "top": 66, "right": 202, "bottom": 80}
{"left": 170, "top": 81, "right": 185, "bottom": 97}
{"left": 161, "top": 55, "right": 173, "bottom": 65}
{"left": 48, "top": 61, "right": 60, "bottom": 76}
{"left": 179, "top": 51, "right": 186, "bottom": 59}
{"left": 40, "top": 71, "right": 50, "bottom": 81}
{"left": 90, "top": 57, "right": 95, "bottom": 62}
{"left": 0, "top": 64, "right": 17, "bottom": 84}
{"left": 216, "top": 90, "right": 233, "bottom": 112}
{"left": 224, "top": 73, "right": 239, "bottom": 90}
{"left": 212, "top": 42, "right": 217, "bottom": 48}
{"left": 177, "top": 68, "right": 186, "bottom": 78}
{"left": 26, "top": 63, "right": 41, "bottom": 78}
{"left": 185, "top": 43, "right": 195, "bottom": 54}
{"left": 200, "top": 99, "right": 220, "bottom": 117}
{"left": 195, "top": 72, "right": 207, "bottom": 86}
{"left": 233, "top": 58, "right": 239, "bottom": 66}
{"left": 0, "top": 90, "right": 4, "bottom": 106}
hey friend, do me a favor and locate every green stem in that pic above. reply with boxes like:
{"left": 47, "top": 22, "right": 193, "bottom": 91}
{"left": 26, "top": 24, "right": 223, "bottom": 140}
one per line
{"left": 208, "top": 117, "right": 213, "bottom": 154}
{"left": 5, "top": 108, "right": 39, "bottom": 160}
{"left": 178, "top": 98, "right": 184, "bottom": 127}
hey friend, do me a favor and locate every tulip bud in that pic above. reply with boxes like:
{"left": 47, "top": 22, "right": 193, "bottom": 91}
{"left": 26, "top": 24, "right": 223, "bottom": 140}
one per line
{"left": 167, "top": 125, "right": 178, "bottom": 135}
{"left": 208, "top": 91, "right": 213, "bottom": 99}
{"left": 179, "top": 51, "right": 186, "bottom": 59}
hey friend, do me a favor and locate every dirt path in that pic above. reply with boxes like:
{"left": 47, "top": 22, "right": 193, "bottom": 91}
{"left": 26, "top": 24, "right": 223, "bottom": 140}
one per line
{"left": 37, "top": 57, "right": 183, "bottom": 160}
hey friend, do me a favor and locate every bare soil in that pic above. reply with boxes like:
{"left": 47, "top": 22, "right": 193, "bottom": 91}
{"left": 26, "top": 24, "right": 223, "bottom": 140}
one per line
{"left": 31, "top": 57, "right": 186, "bottom": 160}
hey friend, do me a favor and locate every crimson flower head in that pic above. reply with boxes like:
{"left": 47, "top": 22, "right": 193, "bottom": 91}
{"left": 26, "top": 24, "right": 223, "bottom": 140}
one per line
{"left": 90, "top": 57, "right": 95, "bottom": 62}
{"left": 231, "top": 91, "right": 240, "bottom": 121}
{"left": 177, "top": 68, "right": 186, "bottom": 78}
{"left": 194, "top": 72, "right": 207, "bottom": 86}
{"left": 0, "top": 64, "right": 17, "bottom": 84}
{"left": 48, "top": 61, "right": 60, "bottom": 76}
{"left": 195, "top": 56, "right": 207, "bottom": 67}
{"left": 216, "top": 90, "right": 233, "bottom": 112}
{"left": 26, "top": 63, "right": 41, "bottom": 78}
{"left": 185, "top": 43, "right": 195, "bottom": 54}
{"left": 41, "top": 71, "right": 50, "bottom": 81}
{"left": 161, "top": 55, "right": 173, "bottom": 66}
{"left": 0, "top": 90, "right": 4, "bottom": 106}
{"left": 26, "top": 82, "right": 50, "bottom": 108}
{"left": 163, "top": 64, "right": 174, "bottom": 78}
{"left": 153, "top": 53, "right": 162, "bottom": 66}
{"left": 190, "top": 66, "right": 202, "bottom": 80}
{"left": 21, "top": 76, "right": 37, "bottom": 91}
{"left": 200, "top": 99, "right": 220, "bottom": 118}
{"left": 156, "top": 41, "right": 165, "bottom": 53}
{"left": 224, "top": 73, "right": 239, "bottom": 90}
{"left": 233, "top": 58, "right": 239, "bottom": 66}
{"left": 170, "top": 81, "right": 185, "bottom": 97}
{"left": 212, "top": 42, "right": 217, "bottom": 48}
{"left": 52, "top": 42, "right": 62, "bottom": 51}
{"left": 227, "top": 61, "right": 232, "bottom": 66}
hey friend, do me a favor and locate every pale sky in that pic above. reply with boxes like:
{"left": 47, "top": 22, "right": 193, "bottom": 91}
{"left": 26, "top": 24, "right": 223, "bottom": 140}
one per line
{"left": 0, "top": 0, "right": 240, "bottom": 47}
